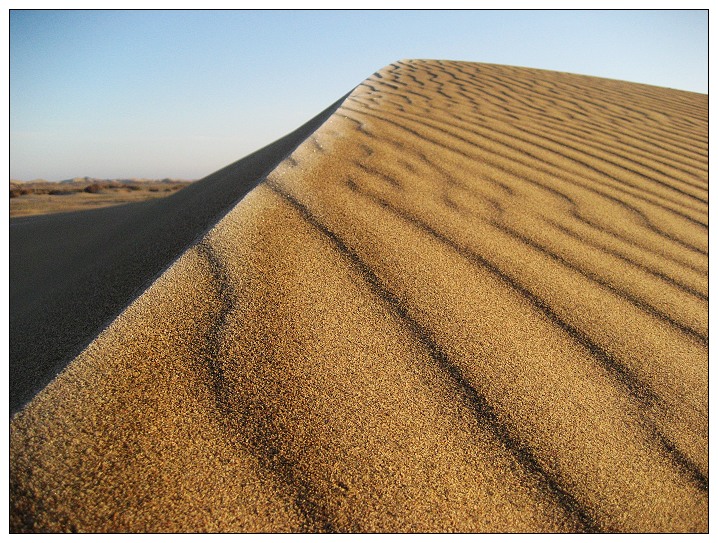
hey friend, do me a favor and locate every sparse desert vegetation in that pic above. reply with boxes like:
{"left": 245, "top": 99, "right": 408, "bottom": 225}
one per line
{"left": 9, "top": 177, "right": 194, "bottom": 217}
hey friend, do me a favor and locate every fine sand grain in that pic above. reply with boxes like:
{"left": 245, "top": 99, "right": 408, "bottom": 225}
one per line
{"left": 9, "top": 60, "right": 707, "bottom": 533}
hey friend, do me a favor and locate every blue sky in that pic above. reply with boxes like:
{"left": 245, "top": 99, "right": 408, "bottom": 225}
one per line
{"left": 10, "top": 9, "right": 708, "bottom": 181}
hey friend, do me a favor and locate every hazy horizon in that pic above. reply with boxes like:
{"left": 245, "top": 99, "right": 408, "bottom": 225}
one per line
{"left": 10, "top": 175, "right": 198, "bottom": 183}
{"left": 10, "top": 9, "right": 708, "bottom": 181}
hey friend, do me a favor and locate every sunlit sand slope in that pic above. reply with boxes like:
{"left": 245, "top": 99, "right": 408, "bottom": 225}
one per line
{"left": 10, "top": 60, "right": 707, "bottom": 533}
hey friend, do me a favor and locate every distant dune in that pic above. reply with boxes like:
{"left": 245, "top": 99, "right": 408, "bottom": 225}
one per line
{"left": 9, "top": 60, "right": 707, "bottom": 533}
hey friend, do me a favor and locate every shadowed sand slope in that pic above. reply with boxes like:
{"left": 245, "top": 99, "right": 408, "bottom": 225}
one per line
{"left": 10, "top": 60, "right": 707, "bottom": 533}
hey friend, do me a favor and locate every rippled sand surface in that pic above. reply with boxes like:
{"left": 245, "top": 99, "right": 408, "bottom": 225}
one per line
{"left": 10, "top": 60, "right": 707, "bottom": 533}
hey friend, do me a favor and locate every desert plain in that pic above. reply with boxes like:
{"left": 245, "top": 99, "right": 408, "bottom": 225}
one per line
{"left": 9, "top": 178, "right": 194, "bottom": 218}
{"left": 9, "top": 60, "right": 708, "bottom": 533}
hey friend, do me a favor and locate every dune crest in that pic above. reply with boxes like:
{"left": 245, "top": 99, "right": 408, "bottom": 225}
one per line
{"left": 10, "top": 60, "right": 707, "bottom": 533}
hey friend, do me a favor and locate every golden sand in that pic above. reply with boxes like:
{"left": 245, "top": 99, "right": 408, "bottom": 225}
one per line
{"left": 9, "top": 60, "right": 707, "bottom": 533}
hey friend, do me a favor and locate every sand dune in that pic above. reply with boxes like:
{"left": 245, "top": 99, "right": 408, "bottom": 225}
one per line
{"left": 9, "top": 60, "right": 707, "bottom": 533}
{"left": 9, "top": 95, "right": 346, "bottom": 415}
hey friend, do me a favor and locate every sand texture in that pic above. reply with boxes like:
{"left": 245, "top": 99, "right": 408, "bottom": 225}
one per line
{"left": 9, "top": 60, "right": 707, "bottom": 533}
